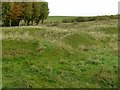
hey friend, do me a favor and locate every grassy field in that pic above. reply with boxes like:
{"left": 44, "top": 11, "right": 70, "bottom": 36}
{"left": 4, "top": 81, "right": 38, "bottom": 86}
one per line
{"left": 44, "top": 16, "right": 76, "bottom": 23}
{"left": 2, "top": 17, "right": 118, "bottom": 88}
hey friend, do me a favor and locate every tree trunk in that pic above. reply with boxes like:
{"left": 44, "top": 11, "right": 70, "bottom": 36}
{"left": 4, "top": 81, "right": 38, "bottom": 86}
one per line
{"left": 41, "top": 19, "right": 44, "bottom": 24}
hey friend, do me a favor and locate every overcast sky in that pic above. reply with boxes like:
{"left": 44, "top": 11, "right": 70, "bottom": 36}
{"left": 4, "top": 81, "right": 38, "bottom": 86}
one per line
{"left": 45, "top": 0, "right": 119, "bottom": 16}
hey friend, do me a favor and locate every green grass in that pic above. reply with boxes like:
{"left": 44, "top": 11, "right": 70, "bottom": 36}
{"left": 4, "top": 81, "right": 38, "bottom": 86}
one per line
{"left": 44, "top": 15, "right": 118, "bottom": 24}
{"left": 64, "top": 33, "right": 96, "bottom": 48}
{"left": 98, "top": 27, "right": 118, "bottom": 34}
{"left": 2, "top": 19, "right": 118, "bottom": 88}
{"left": 44, "top": 16, "right": 77, "bottom": 23}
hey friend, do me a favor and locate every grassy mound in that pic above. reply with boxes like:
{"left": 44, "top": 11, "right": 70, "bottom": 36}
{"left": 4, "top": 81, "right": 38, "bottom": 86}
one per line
{"left": 64, "top": 33, "right": 96, "bottom": 48}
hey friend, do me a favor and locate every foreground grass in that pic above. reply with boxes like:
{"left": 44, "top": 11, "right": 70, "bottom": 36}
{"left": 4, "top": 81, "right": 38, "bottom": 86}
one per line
{"left": 2, "top": 19, "right": 118, "bottom": 88}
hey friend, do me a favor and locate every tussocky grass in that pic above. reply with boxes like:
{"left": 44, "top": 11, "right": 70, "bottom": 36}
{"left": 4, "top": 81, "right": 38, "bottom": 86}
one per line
{"left": 2, "top": 19, "right": 118, "bottom": 88}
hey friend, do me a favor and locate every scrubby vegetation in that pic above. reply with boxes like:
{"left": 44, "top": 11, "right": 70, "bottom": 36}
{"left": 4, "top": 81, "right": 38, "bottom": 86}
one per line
{"left": 2, "top": 17, "right": 118, "bottom": 88}
{"left": 61, "top": 15, "right": 118, "bottom": 23}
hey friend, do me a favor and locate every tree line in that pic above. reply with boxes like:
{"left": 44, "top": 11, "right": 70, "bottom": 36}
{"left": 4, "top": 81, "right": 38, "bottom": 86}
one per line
{"left": 2, "top": 2, "right": 49, "bottom": 26}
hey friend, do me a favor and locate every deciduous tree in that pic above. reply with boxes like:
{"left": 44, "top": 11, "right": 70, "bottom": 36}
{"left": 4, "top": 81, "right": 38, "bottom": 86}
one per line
{"left": 22, "top": 2, "right": 33, "bottom": 25}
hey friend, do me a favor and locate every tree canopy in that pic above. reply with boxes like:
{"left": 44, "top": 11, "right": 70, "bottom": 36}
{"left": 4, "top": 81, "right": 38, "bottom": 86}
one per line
{"left": 2, "top": 2, "right": 49, "bottom": 26}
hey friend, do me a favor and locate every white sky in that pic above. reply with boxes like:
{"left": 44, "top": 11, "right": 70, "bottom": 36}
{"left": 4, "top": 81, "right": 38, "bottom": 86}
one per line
{"left": 45, "top": 0, "right": 120, "bottom": 16}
